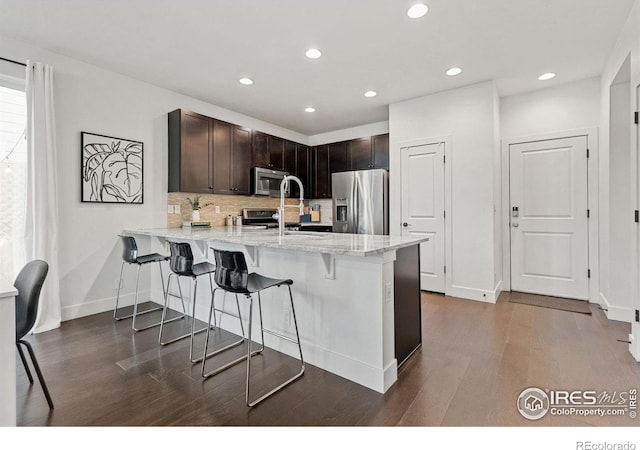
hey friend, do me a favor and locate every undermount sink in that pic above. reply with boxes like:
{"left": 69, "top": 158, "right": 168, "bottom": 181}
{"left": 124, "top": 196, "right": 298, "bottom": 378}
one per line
{"left": 283, "top": 231, "right": 329, "bottom": 238}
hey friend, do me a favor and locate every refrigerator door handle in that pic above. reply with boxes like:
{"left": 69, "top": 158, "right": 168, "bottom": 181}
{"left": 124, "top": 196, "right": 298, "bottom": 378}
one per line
{"left": 349, "top": 175, "right": 357, "bottom": 233}
{"left": 353, "top": 177, "right": 359, "bottom": 233}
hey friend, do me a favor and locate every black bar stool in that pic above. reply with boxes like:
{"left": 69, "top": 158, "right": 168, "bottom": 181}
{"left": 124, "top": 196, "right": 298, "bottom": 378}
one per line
{"left": 114, "top": 235, "right": 183, "bottom": 332}
{"left": 201, "top": 248, "right": 304, "bottom": 407}
{"left": 159, "top": 241, "right": 217, "bottom": 363}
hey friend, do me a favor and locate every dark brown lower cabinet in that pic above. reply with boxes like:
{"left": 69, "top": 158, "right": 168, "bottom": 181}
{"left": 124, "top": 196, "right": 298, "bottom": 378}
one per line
{"left": 394, "top": 244, "right": 422, "bottom": 368}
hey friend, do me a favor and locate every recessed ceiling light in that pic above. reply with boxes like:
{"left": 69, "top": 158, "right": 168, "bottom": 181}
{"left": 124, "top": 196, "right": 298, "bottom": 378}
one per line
{"left": 446, "top": 67, "right": 462, "bottom": 76}
{"left": 538, "top": 72, "right": 556, "bottom": 81}
{"left": 305, "top": 107, "right": 316, "bottom": 113}
{"left": 305, "top": 48, "right": 322, "bottom": 59}
{"left": 407, "top": 3, "right": 429, "bottom": 19}
{"left": 239, "top": 77, "right": 253, "bottom": 85}
{"left": 364, "top": 90, "right": 377, "bottom": 98}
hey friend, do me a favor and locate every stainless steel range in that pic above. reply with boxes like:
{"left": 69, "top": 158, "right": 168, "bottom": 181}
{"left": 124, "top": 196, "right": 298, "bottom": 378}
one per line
{"left": 241, "top": 208, "right": 333, "bottom": 232}
{"left": 241, "top": 208, "right": 279, "bottom": 229}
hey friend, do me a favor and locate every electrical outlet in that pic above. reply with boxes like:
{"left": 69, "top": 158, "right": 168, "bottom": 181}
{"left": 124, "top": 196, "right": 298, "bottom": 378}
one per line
{"left": 174, "top": 204, "right": 181, "bottom": 214}
{"left": 283, "top": 309, "right": 291, "bottom": 326}
{"left": 214, "top": 205, "right": 220, "bottom": 214}
{"left": 167, "top": 204, "right": 174, "bottom": 214}
{"left": 385, "top": 283, "right": 393, "bottom": 303}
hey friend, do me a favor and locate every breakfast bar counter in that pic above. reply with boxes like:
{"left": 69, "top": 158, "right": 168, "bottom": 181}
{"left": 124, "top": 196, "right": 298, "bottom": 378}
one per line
{"left": 124, "top": 227, "right": 428, "bottom": 393}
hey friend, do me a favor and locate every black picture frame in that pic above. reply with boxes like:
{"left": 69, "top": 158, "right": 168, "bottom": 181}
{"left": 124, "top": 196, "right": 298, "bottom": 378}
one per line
{"left": 81, "top": 131, "right": 144, "bottom": 204}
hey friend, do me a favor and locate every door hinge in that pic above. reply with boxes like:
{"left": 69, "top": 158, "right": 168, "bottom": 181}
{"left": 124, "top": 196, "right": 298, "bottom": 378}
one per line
{"left": 635, "top": 111, "right": 639, "bottom": 125}
{"left": 443, "top": 210, "right": 446, "bottom": 219}
{"left": 636, "top": 309, "right": 639, "bottom": 322}
{"left": 443, "top": 265, "right": 446, "bottom": 274}
{"left": 635, "top": 210, "right": 639, "bottom": 223}
{"left": 586, "top": 148, "right": 590, "bottom": 159}
{"left": 587, "top": 209, "right": 590, "bottom": 218}
{"left": 587, "top": 269, "right": 591, "bottom": 279}
{"left": 443, "top": 155, "right": 446, "bottom": 164}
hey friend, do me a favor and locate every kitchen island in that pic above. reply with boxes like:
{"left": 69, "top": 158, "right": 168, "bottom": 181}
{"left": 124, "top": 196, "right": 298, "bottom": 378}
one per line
{"left": 0, "top": 273, "right": 17, "bottom": 426}
{"left": 124, "top": 227, "right": 428, "bottom": 393}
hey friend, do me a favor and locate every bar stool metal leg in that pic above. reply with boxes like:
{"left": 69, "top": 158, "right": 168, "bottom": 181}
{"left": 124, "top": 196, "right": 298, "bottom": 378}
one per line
{"left": 201, "top": 290, "right": 259, "bottom": 379}
{"left": 157, "top": 273, "right": 189, "bottom": 345}
{"left": 245, "top": 287, "right": 305, "bottom": 407}
{"left": 159, "top": 274, "right": 213, "bottom": 352}
{"left": 114, "top": 260, "right": 164, "bottom": 327}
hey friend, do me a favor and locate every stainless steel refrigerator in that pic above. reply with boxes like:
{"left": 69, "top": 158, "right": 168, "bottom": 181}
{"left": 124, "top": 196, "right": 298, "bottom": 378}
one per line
{"left": 332, "top": 169, "right": 388, "bottom": 235}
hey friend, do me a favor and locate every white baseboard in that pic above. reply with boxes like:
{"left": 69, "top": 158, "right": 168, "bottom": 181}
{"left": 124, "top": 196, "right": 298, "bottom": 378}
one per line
{"left": 447, "top": 280, "right": 502, "bottom": 304}
{"left": 61, "top": 290, "right": 158, "bottom": 322}
{"left": 599, "top": 292, "right": 634, "bottom": 323}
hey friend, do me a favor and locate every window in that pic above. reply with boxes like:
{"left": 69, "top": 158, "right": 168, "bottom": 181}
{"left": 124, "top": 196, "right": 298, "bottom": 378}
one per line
{"left": 0, "top": 84, "right": 27, "bottom": 280}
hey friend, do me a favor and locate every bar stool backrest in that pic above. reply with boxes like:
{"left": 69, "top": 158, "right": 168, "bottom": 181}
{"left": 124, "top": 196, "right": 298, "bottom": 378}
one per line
{"left": 169, "top": 242, "right": 195, "bottom": 277}
{"left": 120, "top": 236, "right": 138, "bottom": 263}
{"left": 213, "top": 249, "right": 249, "bottom": 294}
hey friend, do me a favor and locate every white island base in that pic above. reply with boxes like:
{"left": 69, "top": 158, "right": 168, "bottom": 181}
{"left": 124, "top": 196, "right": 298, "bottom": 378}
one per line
{"left": 127, "top": 228, "right": 427, "bottom": 394}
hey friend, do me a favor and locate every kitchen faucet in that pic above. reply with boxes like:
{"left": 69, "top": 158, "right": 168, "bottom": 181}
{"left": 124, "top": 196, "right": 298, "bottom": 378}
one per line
{"left": 273, "top": 175, "right": 305, "bottom": 236}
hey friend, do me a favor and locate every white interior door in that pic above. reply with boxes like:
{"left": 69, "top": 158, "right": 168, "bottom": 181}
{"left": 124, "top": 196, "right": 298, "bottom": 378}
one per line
{"left": 509, "top": 136, "right": 589, "bottom": 300}
{"left": 401, "top": 142, "right": 445, "bottom": 292}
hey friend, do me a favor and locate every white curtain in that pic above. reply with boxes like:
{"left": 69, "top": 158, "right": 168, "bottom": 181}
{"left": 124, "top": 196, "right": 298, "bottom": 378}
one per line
{"left": 25, "top": 60, "right": 61, "bottom": 333}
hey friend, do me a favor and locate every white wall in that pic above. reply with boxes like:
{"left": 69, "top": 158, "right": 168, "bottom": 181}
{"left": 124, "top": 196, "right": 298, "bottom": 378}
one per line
{"left": 501, "top": 77, "right": 601, "bottom": 139}
{"left": 598, "top": 0, "right": 640, "bottom": 330}
{"left": 0, "top": 34, "right": 308, "bottom": 321}
{"left": 609, "top": 80, "right": 633, "bottom": 317}
{"left": 389, "top": 81, "right": 501, "bottom": 302}
{"left": 493, "top": 87, "right": 502, "bottom": 289}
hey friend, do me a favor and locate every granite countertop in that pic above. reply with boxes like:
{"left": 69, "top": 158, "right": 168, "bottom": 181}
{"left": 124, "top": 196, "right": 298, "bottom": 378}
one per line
{"left": 124, "top": 227, "right": 428, "bottom": 257}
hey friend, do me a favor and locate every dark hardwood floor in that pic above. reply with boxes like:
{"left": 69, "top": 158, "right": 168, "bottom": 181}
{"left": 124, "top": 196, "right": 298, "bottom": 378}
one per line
{"left": 16, "top": 292, "right": 640, "bottom": 427}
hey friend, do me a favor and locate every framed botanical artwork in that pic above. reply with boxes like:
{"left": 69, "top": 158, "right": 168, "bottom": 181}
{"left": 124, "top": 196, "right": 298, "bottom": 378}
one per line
{"left": 81, "top": 132, "right": 143, "bottom": 204}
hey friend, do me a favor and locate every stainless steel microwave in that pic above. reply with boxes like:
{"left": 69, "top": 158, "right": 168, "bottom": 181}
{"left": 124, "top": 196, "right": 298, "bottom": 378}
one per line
{"left": 250, "top": 167, "right": 289, "bottom": 197}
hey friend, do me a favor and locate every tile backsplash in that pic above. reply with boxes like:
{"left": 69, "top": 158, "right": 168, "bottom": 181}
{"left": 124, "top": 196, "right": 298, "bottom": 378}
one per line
{"left": 307, "top": 199, "right": 332, "bottom": 224}
{"left": 168, "top": 193, "right": 311, "bottom": 228}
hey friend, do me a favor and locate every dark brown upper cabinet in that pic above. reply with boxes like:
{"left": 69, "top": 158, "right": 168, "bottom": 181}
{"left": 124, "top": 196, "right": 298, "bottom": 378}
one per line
{"left": 211, "top": 120, "right": 233, "bottom": 194}
{"left": 372, "top": 134, "right": 390, "bottom": 170}
{"left": 348, "top": 134, "right": 389, "bottom": 171}
{"left": 168, "top": 109, "right": 252, "bottom": 195}
{"left": 295, "top": 144, "right": 310, "bottom": 198}
{"left": 283, "top": 140, "right": 300, "bottom": 197}
{"left": 328, "top": 141, "right": 349, "bottom": 173}
{"left": 168, "top": 109, "right": 213, "bottom": 193}
{"left": 231, "top": 125, "right": 252, "bottom": 194}
{"left": 252, "top": 131, "right": 284, "bottom": 170}
{"left": 312, "top": 145, "right": 331, "bottom": 199}
{"left": 211, "top": 120, "right": 252, "bottom": 194}
{"left": 267, "top": 135, "right": 285, "bottom": 170}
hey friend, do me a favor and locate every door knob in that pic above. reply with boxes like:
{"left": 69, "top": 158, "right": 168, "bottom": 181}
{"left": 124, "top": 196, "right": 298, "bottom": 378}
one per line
{"left": 402, "top": 222, "right": 410, "bottom": 227}
{"left": 512, "top": 222, "right": 519, "bottom": 228}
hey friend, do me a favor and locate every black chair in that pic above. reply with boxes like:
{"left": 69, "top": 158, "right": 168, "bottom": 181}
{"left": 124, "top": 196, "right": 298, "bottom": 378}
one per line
{"left": 158, "top": 242, "right": 218, "bottom": 363}
{"left": 15, "top": 260, "right": 54, "bottom": 409}
{"left": 114, "top": 235, "right": 182, "bottom": 332}
{"left": 201, "top": 249, "right": 304, "bottom": 407}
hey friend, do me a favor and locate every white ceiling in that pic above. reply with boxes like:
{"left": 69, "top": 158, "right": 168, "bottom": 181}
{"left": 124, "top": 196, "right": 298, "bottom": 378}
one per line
{"left": 0, "top": 0, "right": 634, "bottom": 135}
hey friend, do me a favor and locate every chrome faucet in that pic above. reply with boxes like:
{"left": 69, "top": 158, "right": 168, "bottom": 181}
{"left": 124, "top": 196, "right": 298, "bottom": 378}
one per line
{"left": 273, "top": 175, "right": 305, "bottom": 236}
